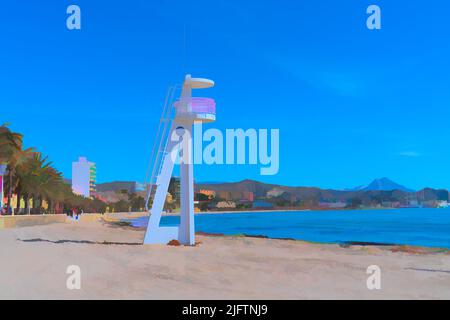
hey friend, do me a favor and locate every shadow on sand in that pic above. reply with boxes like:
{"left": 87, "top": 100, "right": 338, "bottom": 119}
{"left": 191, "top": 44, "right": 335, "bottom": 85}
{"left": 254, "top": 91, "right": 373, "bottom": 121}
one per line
{"left": 17, "top": 238, "right": 142, "bottom": 246}
{"left": 405, "top": 267, "right": 450, "bottom": 274}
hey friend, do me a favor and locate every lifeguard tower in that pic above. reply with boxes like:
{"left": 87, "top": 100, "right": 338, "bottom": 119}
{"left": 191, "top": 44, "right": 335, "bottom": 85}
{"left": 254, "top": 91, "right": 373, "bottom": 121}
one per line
{"left": 143, "top": 75, "right": 215, "bottom": 245}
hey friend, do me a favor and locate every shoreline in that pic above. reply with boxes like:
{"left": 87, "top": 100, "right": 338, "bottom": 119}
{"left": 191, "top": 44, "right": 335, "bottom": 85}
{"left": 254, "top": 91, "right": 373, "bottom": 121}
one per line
{"left": 168, "top": 208, "right": 311, "bottom": 216}
{"left": 107, "top": 209, "right": 450, "bottom": 251}
{"left": 156, "top": 206, "right": 401, "bottom": 217}
{"left": 110, "top": 221, "right": 450, "bottom": 252}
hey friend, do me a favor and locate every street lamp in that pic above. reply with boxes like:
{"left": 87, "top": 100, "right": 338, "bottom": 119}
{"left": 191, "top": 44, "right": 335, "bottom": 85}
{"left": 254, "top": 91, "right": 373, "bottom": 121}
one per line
{"left": 0, "top": 164, "right": 7, "bottom": 212}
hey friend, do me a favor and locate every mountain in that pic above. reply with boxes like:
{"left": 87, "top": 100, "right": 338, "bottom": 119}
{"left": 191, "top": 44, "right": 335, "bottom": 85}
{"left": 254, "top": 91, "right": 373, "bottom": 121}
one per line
{"left": 362, "top": 178, "right": 414, "bottom": 192}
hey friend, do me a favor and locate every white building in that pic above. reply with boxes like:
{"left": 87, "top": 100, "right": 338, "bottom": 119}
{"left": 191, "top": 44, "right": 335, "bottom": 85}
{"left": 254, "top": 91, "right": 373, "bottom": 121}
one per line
{"left": 72, "top": 157, "right": 96, "bottom": 198}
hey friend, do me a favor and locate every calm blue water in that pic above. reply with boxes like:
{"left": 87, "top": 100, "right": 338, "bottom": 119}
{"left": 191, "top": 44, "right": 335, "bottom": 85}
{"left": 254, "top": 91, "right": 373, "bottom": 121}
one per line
{"left": 129, "top": 208, "right": 450, "bottom": 248}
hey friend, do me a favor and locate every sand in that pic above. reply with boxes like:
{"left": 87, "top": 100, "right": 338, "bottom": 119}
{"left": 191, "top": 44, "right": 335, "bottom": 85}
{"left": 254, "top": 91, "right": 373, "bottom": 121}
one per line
{"left": 0, "top": 219, "right": 449, "bottom": 300}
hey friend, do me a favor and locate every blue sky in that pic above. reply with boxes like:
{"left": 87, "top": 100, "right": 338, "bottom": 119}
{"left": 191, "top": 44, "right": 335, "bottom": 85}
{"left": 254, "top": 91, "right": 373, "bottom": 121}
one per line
{"left": 1, "top": 0, "right": 450, "bottom": 190}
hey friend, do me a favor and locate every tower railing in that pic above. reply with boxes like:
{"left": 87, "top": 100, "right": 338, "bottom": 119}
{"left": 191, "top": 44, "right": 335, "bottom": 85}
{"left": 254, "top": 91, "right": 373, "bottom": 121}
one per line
{"left": 174, "top": 97, "right": 216, "bottom": 116}
{"left": 145, "top": 85, "right": 180, "bottom": 211}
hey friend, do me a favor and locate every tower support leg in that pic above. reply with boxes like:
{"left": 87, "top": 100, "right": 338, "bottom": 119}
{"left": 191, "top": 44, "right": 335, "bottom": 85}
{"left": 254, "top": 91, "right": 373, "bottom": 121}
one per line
{"left": 179, "top": 124, "right": 195, "bottom": 245}
{"left": 143, "top": 121, "right": 179, "bottom": 245}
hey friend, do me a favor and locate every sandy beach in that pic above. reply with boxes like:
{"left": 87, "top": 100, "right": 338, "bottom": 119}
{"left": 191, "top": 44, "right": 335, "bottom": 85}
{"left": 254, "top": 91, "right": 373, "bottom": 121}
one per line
{"left": 0, "top": 218, "right": 449, "bottom": 300}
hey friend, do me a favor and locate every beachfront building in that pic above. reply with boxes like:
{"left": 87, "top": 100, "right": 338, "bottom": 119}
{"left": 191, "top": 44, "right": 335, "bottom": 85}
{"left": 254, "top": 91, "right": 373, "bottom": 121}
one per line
{"left": 199, "top": 189, "right": 216, "bottom": 199}
{"left": 217, "top": 190, "right": 254, "bottom": 202}
{"left": 72, "top": 157, "right": 96, "bottom": 198}
{"left": 216, "top": 201, "right": 237, "bottom": 209}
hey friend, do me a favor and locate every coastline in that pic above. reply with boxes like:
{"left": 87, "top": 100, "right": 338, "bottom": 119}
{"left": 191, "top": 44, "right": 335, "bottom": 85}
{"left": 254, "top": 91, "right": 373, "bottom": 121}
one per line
{"left": 112, "top": 221, "right": 450, "bottom": 252}
{"left": 102, "top": 205, "right": 417, "bottom": 220}
{"left": 98, "top": 209, "right": 309, "bottom": 221}
{"left": 167, "top": 208, "right": 311, "bottom": 216}
{"left": 163, "top": 206, "right": 404, "bottom": 216}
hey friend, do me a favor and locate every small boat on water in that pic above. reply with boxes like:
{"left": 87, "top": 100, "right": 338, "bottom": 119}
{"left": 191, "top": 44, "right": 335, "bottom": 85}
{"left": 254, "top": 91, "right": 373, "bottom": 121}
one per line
{"left": 437, "top": 201, "right": 450, "bottom": 209}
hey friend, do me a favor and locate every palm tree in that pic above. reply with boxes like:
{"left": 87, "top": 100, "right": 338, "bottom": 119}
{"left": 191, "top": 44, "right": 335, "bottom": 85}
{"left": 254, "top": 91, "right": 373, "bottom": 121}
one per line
{"left": 0, "top": 124, "right": 23, "bottom": 214}
{"left": 2, "top": 124, "right": 108, "bottom": 215}
{"left": 0, "top": 124, "right": 22, "bottom": 161}
{"left": 40, "top": 165, "right": 65, "bottom": 214}
{"left": 15, "top": 152, "right": 62, "bottom": 214}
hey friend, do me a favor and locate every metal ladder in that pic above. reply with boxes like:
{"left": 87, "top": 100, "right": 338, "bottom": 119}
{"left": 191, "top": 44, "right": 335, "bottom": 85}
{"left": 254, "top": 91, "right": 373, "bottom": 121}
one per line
{"left": 145, "top": 85, "right": 179, "bottom": 211}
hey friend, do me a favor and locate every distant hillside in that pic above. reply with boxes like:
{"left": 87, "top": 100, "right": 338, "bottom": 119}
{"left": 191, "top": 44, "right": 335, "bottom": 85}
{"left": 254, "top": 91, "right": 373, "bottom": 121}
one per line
{"left": 196, "top": 179, "right": 448, "bottom": 206}
{"left": 97, "top": 181, "right": 142, "bottom": 193}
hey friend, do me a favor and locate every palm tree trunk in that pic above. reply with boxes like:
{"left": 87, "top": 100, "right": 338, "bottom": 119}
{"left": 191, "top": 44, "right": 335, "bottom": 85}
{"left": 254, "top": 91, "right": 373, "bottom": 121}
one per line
{"left": 37, "top": 195, "right": 42, "bottom": 214}
{"left": 29, "top": 194, "right": 35, "bottom": 215}
{"left": 16, "top": 186, "right": 21, "bottom": 215}
{"left": 24, "top": 193, "right": 29, "bottom": 214}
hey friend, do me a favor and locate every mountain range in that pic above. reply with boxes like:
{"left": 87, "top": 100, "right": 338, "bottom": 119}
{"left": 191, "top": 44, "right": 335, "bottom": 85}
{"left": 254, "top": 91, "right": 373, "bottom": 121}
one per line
{"left": 195, "top": 178, "right": 448, "bottom": 206}
{"left": 94, "top": 177, "right": 449, "bottom": 207}
{"left": 346, "top": 177, "right": 414, "bottom": 192}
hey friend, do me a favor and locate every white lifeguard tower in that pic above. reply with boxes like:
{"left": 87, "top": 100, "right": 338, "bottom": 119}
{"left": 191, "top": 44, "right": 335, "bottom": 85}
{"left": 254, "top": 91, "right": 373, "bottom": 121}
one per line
{"left": 143, "top": 75, "right": 215, "bottom": 245}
